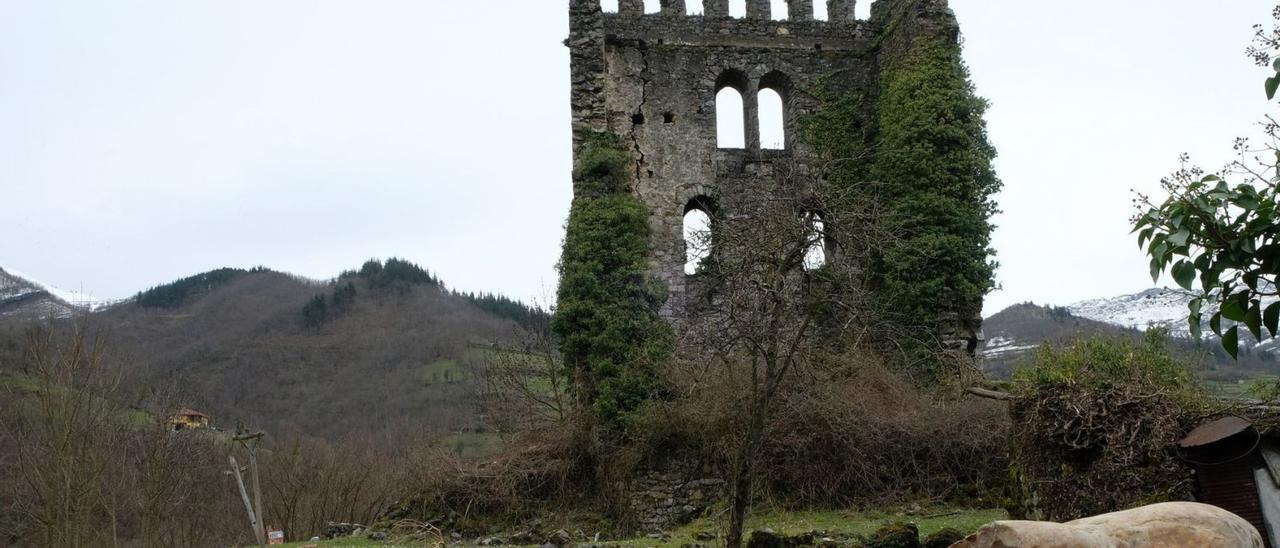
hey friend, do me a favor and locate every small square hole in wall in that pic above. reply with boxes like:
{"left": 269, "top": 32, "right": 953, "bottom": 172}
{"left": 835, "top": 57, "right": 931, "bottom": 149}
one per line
{"left": 663, "top": 112, "right": 675, "bottom": 124}
{"left": 814, "top": 43, "right": 823, "bottom": 51}
{"left": 632, "top": 113, "right": 646, "bottom": 125}
{"left": 648, "top": 170, "right": 655, "bottom": 178}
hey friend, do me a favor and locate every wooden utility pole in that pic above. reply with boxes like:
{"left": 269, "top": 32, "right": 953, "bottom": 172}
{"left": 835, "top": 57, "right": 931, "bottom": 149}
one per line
{"left": 229, "top": 431, "right": 267, "bottom": 547}
{"left": 228, "top": 455, "right": 266, "bottom": 547}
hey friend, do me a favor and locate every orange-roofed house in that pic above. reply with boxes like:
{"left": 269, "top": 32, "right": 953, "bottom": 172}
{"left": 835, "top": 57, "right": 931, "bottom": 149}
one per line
{"left": 168, "top": 408, "right": 211, "bottom": 431}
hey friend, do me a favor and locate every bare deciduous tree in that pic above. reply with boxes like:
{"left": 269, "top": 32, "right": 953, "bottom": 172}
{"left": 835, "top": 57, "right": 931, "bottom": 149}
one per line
{"left": 2, "top": 323, "right": 128, "bottom": 547}
{"left": 684, "top": 173, "right": 888, "bottom": 547}
{"left": 480, "top": 321, "right": 572, "bottom": 436}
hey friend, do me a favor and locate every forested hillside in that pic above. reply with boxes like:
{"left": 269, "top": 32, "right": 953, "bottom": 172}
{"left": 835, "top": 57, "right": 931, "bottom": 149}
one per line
{"left": 83, "top": 259, "right": 539, "bottom": 447}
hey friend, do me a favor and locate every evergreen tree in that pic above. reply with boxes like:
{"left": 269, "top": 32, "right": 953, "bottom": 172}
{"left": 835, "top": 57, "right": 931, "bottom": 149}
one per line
{"left": 135, "top": 267, "right": 259, "bottom": 309}
{"left": 806, "top": 35, "right": 1001, "bottom": 379}
{"left": 868, "top": 38, "right": 1001, "bottom": 338}
{"left": 332, "top": 282, "right": 357, "bottom": 312}
{"left": 552, "top": 133, "right": 672, "bottom": 433}
{"left": 302, "top": 294, "right": 328, "bottom": 328}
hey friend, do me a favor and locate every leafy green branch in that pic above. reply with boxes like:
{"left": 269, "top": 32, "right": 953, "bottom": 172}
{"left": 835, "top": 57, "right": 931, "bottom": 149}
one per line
{"left": 1133, "top": 5, "right": 1280, "bottom": 358}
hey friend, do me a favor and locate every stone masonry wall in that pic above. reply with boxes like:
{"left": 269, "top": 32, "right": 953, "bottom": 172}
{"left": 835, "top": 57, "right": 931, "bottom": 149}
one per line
{"left": 627, "top": 470, "right": 726, "bottom": 533}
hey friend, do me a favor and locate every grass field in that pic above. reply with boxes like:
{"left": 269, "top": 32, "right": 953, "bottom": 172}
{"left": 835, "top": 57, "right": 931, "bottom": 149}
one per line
{"left": 1, "top": 371, "right": 155, "bottom": 428}
{"left": 1203, "top": 379, "right": 1252, "bottom": 399}
{"left": 432, "top": 431, "right": 505, "bottom": 459}
{"left": 281, "top": 505, "right": 1004, "bottom": 547}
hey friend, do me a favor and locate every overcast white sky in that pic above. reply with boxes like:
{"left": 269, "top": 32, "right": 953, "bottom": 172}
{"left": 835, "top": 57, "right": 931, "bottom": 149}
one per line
{"left": 0, "top": 0, "right": 1273, "bottom": 316}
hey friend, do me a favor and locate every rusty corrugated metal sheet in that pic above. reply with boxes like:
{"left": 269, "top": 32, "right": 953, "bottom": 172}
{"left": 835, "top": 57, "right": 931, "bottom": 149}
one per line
{"left": 1197, "top": 454, "right": 1271, "bottom": 548}
{"left": 1181, "top": 416, "right": 1253, "bottom": 448}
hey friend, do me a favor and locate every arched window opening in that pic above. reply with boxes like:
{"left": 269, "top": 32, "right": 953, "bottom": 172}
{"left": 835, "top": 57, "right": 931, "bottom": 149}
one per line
{"left": 716, "top": 87, "right": 746, "bottom": 149}
{"left": 601, "top": 0, "right": 619, "bottom": 13}
{"left": 758, "top": 88, "right": 785, "bottom": 150}
{"left": 813, "top": 0, "right": 829, "bottom": 20}
{"left": 729, "top": 0, "right": 747, "bottom": 18}
{"left": 643, "top": 0, "right": 661, "bottom": 13}
{"left": 855, "top": 0, "right": 871, "bottom": 19}
{"left": 687, "top": 1, "right": 704, "bottom": 15}
{"left": 684, "top": 205, "right": 714, "bottom": 275}
{"left": 803, "top": 213, "right": 828, "bottom": 271}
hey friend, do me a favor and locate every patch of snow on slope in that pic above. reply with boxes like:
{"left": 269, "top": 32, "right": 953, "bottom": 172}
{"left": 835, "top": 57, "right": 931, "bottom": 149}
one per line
{"left": 1066, "top": 286, "right": 1280, "bottom": 349}
{"left": 979, "top": 335, "right": 1037, "bottom": 357}
{"left": 0, "top": 271, "right": 39, "bottom": 301}
{"left": 1067, "top": 288, "right": 1194, "bottom": 333}
{"left": 0, "top": 267, "right": 106, "bottom": 310}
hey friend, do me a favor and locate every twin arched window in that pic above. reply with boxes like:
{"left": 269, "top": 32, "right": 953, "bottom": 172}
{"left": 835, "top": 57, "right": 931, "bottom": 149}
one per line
{"left": 716, "top": 71, "right": 790, "bottom": 150}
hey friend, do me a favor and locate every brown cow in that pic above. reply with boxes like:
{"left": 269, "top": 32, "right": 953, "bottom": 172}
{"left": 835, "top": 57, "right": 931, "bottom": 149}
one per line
{"left": 952, "top": 502, "right": 1263, "bottom": 548}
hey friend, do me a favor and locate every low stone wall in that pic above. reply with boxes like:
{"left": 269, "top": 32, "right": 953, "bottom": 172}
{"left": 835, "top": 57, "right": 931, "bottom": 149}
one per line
{"left": 628, "top": 471, "right": 726, "bottom": 532}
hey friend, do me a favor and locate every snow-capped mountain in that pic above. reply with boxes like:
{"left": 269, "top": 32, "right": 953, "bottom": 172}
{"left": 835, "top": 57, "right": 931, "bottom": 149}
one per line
{"left": 1068, "top": 286, "right": 1280, "bottom": 345}
{"left": 980, "top": 286, "right": 1280, "bottom": 379}
{"left": 979, "top": 302, "right": 1137, "bottom": 378}
{"left": 0, "top": 267, "right": 106, "bottom": 320}
{"left": 1066, "top": 287, "right": 1200, "bottom": 334}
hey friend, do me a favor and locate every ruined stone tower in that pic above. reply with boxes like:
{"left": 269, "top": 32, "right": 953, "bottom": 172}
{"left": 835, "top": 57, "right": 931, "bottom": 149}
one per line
{"left": 567, "top": 0, "right": 980, "bottom": 350}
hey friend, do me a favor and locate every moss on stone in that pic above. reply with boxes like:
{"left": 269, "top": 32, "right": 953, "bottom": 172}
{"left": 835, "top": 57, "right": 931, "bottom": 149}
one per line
{"left": 865, "top": 522, "right": 920, "bottom": 548}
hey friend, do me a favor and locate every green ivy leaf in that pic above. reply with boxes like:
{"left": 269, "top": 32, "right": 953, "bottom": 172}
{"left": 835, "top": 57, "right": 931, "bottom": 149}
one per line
{"left": 1168, "top": 229, "right": 1191, "bottom": 247}
{"left": 1137, "top": 227, "right": 1154, "bottom": 250}
{"left": 1172, "top": 261, "right": 1196, "bottom": 290}
{"left": 1246, "top": 301, "right": 1264, "bottom": 341}
{"left": 1266, "top": 301, "right": 1280, "bottom": 338}
{"left": 1211, "top": 312, "right": 1224, "bottom": 336}
{"left": 1190, "top": 312, "right": 1203, "bottom": 340}
{"left": 1224, "top": 326, "right": 1240, "bottom": 360}
{"left": 1245, "top": 271, "right": 1262, "bottom": 292}
{"left": 1267, "top": 75, "right": 1280, "bottom": 100}
{"left": 1223, "top": 295, "right": 1249, "bottom": 322}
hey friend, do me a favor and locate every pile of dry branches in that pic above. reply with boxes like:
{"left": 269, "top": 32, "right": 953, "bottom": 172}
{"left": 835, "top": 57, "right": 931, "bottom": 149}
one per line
{"left": 1005, "top": 337, "right": 1202, "bottom": 521}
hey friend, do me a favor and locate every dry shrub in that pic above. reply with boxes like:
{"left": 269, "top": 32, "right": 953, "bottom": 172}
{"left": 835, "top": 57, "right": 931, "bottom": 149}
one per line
{"left": 763, "top": 364, "right": 1008, "bottom": 505}
{"left": 390, "top": 427, "right": 596, "bottom": 534}
{"left": 1007, "top": 333, "right": 1202, "bottom": 521}
{"left": 0, "top": 323, "right": 248, "bottom": 547}
{"left": 260, "top": 432, "right": 404, "bottom": 541}
{"left": 630, "top": 351, "right": 1009, "bottom": 508}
